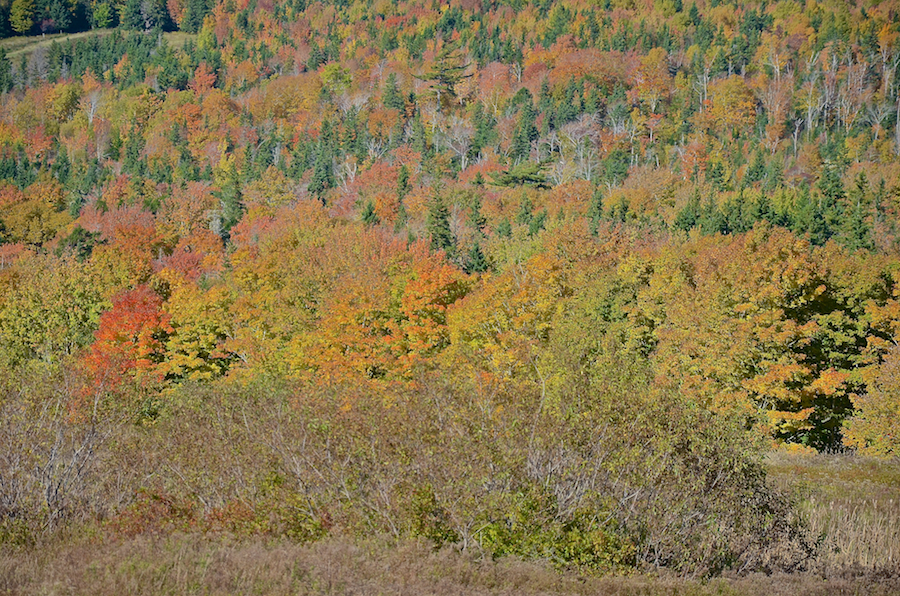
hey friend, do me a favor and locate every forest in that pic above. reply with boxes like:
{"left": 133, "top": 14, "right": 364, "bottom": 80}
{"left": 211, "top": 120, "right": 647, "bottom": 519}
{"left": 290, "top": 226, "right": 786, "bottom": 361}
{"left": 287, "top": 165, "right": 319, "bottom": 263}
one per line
{"left": 1, "top": 0, "right": 900, "bottom": 592}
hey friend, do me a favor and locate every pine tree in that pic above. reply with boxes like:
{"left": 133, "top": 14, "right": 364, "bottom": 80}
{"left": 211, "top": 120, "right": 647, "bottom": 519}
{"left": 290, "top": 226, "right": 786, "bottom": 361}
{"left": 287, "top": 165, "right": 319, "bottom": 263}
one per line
{"left": 511, "top": 101, "right": 538, "bottom": 161}
{"left": 361, "top": 200, "right": 380, "bottom": 226}
{"left": 426, "top": 193, "right": 455, "bottom": 256}
{"left": 464, "top": 241, "right": 489, "bottom": 273}
{"left": 91, "top": 2, "right": 114, "bottom": 28}
{"left": 308, "top": 150, "right": 334, "bottom": 201}
{"left": 383, "top": 72, "right": 405, "bottom": 111}
{"left": 181, "top": 0, "right": 209, "bottom": 33}
{"left": 397, "top": 164, "right": 411, "bottom": 199}
{"left": 528, "top": 209, "right": 547, "bottom": 236}
{"left": 746, "top": 150, "right": 766, "bottom": 184}
{"left": 839, "top": 202, "right": 873, "bottom": 252}
{"left": 608, "top": 196, "right": 629, "bottom": 223}
{"left": 53, "top": 144, "right": 70, "bottom": 184}
{"left": 516, "top": 194, "right": 534, "bottom": 226}
{"left": 699, "top": 196, "right": 725, "bottom": 235}
{"left": 120, "top": 0, "right": 144, "bottom": 29}
{"left": 674, "top": 190, "right": 701, "bottom": 231}
{"left": 468, "top": 194, "right": 486, "bottom": 235}
{"left": 418, "top": 41, "right": 471, "bottom": 111}
{"left": 47, "top": 0, "right": 71, "bottom": 32}
{"left": 0, "top": 49, "right": 13, "bottom": 94}
{"left": 394, "top": 201, "right": 409, "bottom": 233}
{"left": 587, "top": 187, "right": 604, "bottom": 234}
{"left": 706, "top": 161, "right": 727, "bottom": 192}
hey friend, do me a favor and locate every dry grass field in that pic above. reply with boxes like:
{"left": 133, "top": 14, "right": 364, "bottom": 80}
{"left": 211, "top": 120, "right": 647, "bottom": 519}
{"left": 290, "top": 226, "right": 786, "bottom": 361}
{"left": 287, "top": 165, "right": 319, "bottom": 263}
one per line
{"left": 767, "top": 452, "right": 900, "bottom": 575}
{"left": 2, "top": 533, "right": 900, "bottom": 596}
{"left": 1, "top": 452, "right": 899, "bottom": 596}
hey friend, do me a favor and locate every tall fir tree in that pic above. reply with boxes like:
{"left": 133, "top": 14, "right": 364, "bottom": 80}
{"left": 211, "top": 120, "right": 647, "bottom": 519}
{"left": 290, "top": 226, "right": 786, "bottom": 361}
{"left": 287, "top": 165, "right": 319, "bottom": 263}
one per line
{"left": 427, "top": 193, "right": 455, "bottom": 256}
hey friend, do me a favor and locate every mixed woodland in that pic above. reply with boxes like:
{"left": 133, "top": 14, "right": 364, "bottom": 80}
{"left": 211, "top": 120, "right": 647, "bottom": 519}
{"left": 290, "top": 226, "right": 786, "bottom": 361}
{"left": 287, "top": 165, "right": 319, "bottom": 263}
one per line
{"left": 1, "top": 0, "right": 900, "bottom": 583}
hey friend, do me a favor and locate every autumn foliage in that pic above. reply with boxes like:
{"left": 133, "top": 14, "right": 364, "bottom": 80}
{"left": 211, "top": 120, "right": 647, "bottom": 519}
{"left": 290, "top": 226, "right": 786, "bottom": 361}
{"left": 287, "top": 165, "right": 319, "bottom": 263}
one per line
{"left": 3, "top": 0, "right": 900, "bottom": 580}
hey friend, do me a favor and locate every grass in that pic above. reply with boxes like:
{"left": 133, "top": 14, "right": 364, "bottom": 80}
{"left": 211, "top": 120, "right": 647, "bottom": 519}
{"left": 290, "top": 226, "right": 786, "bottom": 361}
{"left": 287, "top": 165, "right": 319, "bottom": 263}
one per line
{"left": 3, "top": 448, "right": 900, "bottom": 596}
{"left": 2, "top": 451, "right": 898, "bottom": 595}
{"left": 766, "top": 451, "right": 900, "bottom": 573}
{"left": 0, "top": 29, "right": 196, "bottom": 60}
{"left": 2, "top": 533, "right": 900, "bottom": 596}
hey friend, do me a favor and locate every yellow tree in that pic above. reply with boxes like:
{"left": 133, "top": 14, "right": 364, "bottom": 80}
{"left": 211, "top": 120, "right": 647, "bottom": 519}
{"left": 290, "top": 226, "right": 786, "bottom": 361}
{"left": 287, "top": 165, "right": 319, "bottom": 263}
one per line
{"left": 630, "top": 48, "right": 672, "bottom": 113}
{"left": 708, "top": 75, "right": 756, "bottom": 138}
{"left": 159, "top": 271, "right": 236, "bottom": 382}
{"left": 0, "top": 252, "right": 107, "bottom": 366}
{"left": 844, "top": 345, "right": 900, "bottom": 457}
{"left": 447, "top": 252, "right": 570, "bottom": 382}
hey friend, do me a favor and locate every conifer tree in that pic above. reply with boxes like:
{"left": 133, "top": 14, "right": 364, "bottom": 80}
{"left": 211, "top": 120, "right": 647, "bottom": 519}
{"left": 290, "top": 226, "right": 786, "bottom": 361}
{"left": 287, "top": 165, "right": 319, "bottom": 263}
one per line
{"left": 383, "top": 72, "right": 405, "bottom": 111}
{"left": 427, "top": 193, "right": 455, "bottom": 256}
{"left": 419, "top": 40, "right": 471, "bottom": 111}
{"left": 361, "top": 200, "right": 379, "bottom": 226}
{"left": 468, "top": 194, "right": 486, "bottom": 235}
{"left": 464, "top": 241, "right": 489, "bottom": 273}
{"left": 0, "top": 49, "right": 12, "bottom": 94}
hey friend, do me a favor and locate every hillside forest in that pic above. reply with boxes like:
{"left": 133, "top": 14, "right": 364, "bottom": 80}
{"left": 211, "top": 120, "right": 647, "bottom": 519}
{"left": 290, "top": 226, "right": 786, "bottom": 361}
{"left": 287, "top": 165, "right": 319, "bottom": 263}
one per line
{"left": 1, "top": 0, "right": 900, "bottom": 584}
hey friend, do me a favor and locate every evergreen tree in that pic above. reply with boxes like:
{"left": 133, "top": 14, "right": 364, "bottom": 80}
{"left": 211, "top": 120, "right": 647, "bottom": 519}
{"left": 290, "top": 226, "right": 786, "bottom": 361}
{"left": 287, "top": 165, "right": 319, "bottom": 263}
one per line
{"left": 688, "top": 2, "right": 701, "bottom": 26}
{"left": 603, "top": 149, "right": 629, "bottom": 187}
{"left": 426, "top": 193, "right": 455, "bottom": 256}
{"left": 587, "top": 186, "right": 604, "bottom": 234}
{"left": 529, "top": 208, "right": 547, "bottom": 236}
{"left": 468, "top": 194, "right": 486, "bottom": 235}
{"left": 538, "top": 78, "right": 553, "bottom": 114}
{"left": 91, "top": 2, "right": 114, "bottom": 28}
{"left": 411, "top": 112, "right": 430, "bottom": 157}
{"left": 214, "top": 164, "right": 243, "bottom": 240}
{"left": 699, "top": 196, "right": 725, "bottom": 235}
{"left": 706, "top": 161, "right": 727, "bottom": 192}
{"left": 361, "top": 200, "right": 380, "bottom": 226}
{"left": 516, "top": 194, "right": 534, "bottom": 226}
{"left": 419, "top": 41, "right": 471, "bottom": 111}
{"left": 608, "top": 196, "right": 629, "bottom": 223}
{"left": 818, "top": 163, "right": 846, "bottom": 204}
{"left": 47, "top": 0, "right": 70, "bottom": 32}
{"left": 674, "top": 190, "right": 701, "bottom": 231}
{"left": 120, "top": 0, "right": 143, "bottom": 29}
{"left": 309, "top": 121, "right": 335, "bottom": 201}
{"left": 383, "top": 72, "right": 405, "bottom": 111}
{"left": 181, "top": 0, "right": 209, "bottom": 33}
{"left": 394, "top": 201, "right": 409, "bottom": 233}
{"left": 308, "top": 150, "right": 334, "bottom": 201}
{"left": 816, "top": 164, "right": 845, "bottom": 237}
{"left": 397, "top": 164, "right": 411, "bottom": 199}
{"left": 464, "top": 241, "right": 489, "bottom": 273}
{"left": 0, "top": 49, "right": 13, "bottom": 94}
{"left": 497, "top": 218, "right": 512, "bottom": 238}
{"left": 52, "top": 144, "right": 70, "bottom": 184}
{"left": 746, "top": 150, "right": 766, "bottom": 184}
{"left": 122, "top": 127, "right": 146, "bottom": 177}
{"left": 511, "top": 100, "right": 538, "bottom": 162}
{"left": 472, "top": 102, "right": 496, "bottom": 155}
{"left": 839, "top": 202, "right": 873, "bottom": 252}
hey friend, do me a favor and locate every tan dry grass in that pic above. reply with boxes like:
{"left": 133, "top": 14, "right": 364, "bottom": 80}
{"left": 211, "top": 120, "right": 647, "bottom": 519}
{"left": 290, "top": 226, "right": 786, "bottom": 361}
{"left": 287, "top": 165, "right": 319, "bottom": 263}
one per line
{"left": 2, "top": 534, "right": 899, "bottom": 596}
{"left": 766, "top": 451, "right": 900, "bottom": 574}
